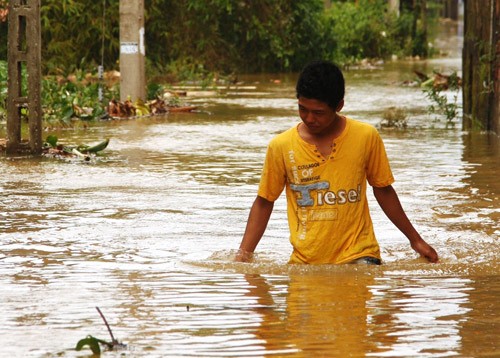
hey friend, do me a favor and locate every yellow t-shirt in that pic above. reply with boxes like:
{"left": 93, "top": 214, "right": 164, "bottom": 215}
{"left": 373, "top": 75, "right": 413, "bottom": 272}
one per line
{"left": 257, "top": 118, "right": 394, "bottom": 264}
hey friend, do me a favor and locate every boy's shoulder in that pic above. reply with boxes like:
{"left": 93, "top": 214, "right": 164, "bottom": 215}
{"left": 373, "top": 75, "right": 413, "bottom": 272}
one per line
{"left": 346, "top": 117, "right": 377, "bottom": 132}
{"left": 345, "top": 117, "right": 382, "bottom": 141}
{"left": 269, "top": 124, "right": 298, "bottom": 144}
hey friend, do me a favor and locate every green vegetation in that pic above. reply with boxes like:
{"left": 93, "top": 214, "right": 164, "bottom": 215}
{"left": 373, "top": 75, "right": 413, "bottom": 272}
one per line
{"left": 43, "top": 135, "right": 110, "bottom": 154}
{"left": 75, "top": 307, "right": 125, "bottom": 354}
{"left": 146, "top": 0, "right": 325, "bottom": 76}
{"left": 0, "top": 0, "right": 447, "bottom": 123}
{"left": 0, "top": 60, "right": 194, "bottom": 123}
{"left": 0, "top": 0, "right": 440, "bottom": 76}
{"left": 41, "top": 71, "right": 114, "bottom": 123}
{"left": 323, "top": 1, "right": 403, "bottom": 64}
{"left": 75, "top": 335, "right": 111, "bottom": 355}
{"left": 422, "top": 71, "right": 461, "bottom": 127}
{"left": 0, "top": 62, "right": 118, "bottom": 123}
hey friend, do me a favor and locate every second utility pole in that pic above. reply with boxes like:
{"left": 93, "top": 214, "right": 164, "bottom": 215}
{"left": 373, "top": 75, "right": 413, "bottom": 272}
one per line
{"left": 119, "top": 0, "right": 146, "bottom": 102}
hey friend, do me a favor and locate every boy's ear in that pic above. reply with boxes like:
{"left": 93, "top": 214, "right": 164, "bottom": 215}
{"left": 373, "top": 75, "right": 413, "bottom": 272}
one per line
{"left": 336, "top": 99, "right": 344, "bottom": 112}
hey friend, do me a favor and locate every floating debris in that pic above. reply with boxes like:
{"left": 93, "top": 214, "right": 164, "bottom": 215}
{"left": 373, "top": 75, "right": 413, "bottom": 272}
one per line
{"left": 42, "top": 135, "right": 109, "bottom": 161}
{"left": 106, "top": 97, "right": 197, "bottom": 119}
{"left": 414, "top": 70, "right": 462, "bottom": 90}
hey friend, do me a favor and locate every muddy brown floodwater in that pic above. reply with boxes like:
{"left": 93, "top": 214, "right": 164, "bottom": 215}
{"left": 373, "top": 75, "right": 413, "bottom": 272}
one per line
{"left": 1, "top": 28, "right": 499, "bottom": 358}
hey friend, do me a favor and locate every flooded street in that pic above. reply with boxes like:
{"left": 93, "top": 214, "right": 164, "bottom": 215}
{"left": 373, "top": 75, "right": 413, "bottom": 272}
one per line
{"left": 1, "top": 33, "right": 499, "bottom": 358}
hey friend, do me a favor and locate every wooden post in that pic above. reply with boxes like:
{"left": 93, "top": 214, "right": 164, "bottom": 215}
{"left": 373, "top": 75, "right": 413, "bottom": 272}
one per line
{"left": 462, "top": 0, "right": 499, "bottom": 133}
{"left": 6, "top": 0, "right": 42, "bottom": 155}
{"left": 119, "top": 0, "right": 146, "bottom": 103}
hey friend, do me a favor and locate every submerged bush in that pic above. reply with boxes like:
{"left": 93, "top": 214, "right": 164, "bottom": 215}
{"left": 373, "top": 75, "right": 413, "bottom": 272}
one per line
{"left": 422, "top": 71, "right": 462, "bottom": 127}
{"left": 380, "top": 107, "right": 409, "bottom": 129}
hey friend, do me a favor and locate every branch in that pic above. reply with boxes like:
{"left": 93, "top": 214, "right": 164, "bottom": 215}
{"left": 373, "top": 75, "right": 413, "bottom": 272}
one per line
{"left": 95, "top": 306, "right": 117, "bottom": 344}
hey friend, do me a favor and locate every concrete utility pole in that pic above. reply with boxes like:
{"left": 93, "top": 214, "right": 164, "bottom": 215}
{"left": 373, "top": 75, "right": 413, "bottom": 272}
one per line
{"left": 119, "top": 0, "right": 146, "bottom": 102}
{"left": 388, "top": 0, "right": 400, "bottom": 16}
{"left": 6, "top": 0, "right": 42, "bottom": 155}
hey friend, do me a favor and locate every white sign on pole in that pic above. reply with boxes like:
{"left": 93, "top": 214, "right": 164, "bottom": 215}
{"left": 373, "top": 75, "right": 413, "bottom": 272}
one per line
{"left": 120, "top": 42, "right": 139, "bottom": 54}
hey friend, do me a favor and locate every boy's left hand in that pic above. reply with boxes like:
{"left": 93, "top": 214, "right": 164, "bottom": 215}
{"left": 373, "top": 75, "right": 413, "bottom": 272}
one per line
{"left": 411, "top": 239, "right": 439, "bottom": 263}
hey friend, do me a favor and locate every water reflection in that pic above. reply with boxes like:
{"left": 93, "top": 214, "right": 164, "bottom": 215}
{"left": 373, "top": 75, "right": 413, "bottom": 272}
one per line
{"left": 459, "top": 275, "right": 500, "bottom": 356}
{"left": 367, "top": 275, "right": 472, "bottom": 357}
{"left": 229, "top": 268, "right": 488, "bottom": 358}
{"left": 142, "top": 266, "right": 482, "bottom": 358}
{"left": 460, "top": 132, "right": 500, "bottom": 235}
{"left": 283, "top": 270, "right": 375, "bottom": 356}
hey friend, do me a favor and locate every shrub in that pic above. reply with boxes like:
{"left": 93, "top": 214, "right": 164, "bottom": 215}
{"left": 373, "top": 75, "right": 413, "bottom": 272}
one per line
{"left": 321, "top": 0, "right": 435, "bottom": 64}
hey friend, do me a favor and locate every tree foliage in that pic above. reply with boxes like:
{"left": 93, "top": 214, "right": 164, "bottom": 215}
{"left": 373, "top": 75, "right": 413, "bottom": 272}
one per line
{"left": 145, "top": 0, "right": 324, "bottom": 75}
{"left": 0, "top": 0, "right": 437, "bottom": 77}
{"left": 323, "top": 0, "right": 395, "bottom": 63}
{"left": 0, "top": 0, "right": 324, "bottom": 76}
{"left": 40, "top": 0, "right": 119, "bottom": 74}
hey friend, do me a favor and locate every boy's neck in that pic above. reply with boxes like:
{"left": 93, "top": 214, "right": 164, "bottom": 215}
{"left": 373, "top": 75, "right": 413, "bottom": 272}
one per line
{"left": 324, "top": 113, "right": 346, "bottom": 139}
{"left": 305, "top": 113, "right": 346, "bottom": 140}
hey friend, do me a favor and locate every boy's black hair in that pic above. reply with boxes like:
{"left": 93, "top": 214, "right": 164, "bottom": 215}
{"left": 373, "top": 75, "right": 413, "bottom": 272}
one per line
{"left": 296, "top": 60, "right": 345, "bottom": 110}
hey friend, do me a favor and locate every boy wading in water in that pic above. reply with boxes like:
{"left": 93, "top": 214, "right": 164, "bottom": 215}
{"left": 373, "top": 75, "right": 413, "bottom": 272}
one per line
{"left": 235, "top": 60, "right": 438, "bottom": 264}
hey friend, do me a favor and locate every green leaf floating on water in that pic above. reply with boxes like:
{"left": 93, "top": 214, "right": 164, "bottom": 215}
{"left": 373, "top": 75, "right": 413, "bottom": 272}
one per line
{"left": 45, "top": 134, "right": 58, "bottom": 148}
{"left": 77, "top": 138, "right": 110, "bottom": 153}
{"left": 75, "top": 335, "right": 102, "bottom": 354}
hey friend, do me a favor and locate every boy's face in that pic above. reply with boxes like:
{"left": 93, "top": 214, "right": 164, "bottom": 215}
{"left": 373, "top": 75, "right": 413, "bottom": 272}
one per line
{"left": 297, "top": 96, "right": 340, "bottom": 135}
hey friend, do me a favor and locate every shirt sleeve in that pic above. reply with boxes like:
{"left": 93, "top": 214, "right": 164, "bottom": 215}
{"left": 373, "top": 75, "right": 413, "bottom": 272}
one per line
{"left": 257, "top": 139, "right": 287, "bottom": 202}
{"left": 365, "top": 128, "right": 395, "bottom": 187}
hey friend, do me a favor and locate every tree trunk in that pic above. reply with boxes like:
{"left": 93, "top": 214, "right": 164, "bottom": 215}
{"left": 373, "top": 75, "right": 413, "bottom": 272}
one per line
{"left": 462, "top": 0, "right": 500, "bottom": 133}
{"left": 441, "top": 0, "right": 459, "bottom": 20}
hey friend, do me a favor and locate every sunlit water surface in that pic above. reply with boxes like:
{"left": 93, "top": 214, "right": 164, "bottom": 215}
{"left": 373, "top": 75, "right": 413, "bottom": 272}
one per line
{"left": 1, "top": 48, "right": 499, "bottom": 357}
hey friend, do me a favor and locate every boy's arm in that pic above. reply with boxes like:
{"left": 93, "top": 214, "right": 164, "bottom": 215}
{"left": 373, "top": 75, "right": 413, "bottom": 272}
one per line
{"left": 235, "top": 195, "right": 275, "bottom": 262}
{"left": 373, "top": 185, "right": 439, "bottom": 263}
